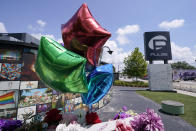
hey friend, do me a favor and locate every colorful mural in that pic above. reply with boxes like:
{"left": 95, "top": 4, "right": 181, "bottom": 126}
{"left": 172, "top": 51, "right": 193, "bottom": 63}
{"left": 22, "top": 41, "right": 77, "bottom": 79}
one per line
{"left": 0, "top": 63, "right": 22, "bottom": 80}
{"left": 19, "top": 88, "right": 52, "bottom": 107}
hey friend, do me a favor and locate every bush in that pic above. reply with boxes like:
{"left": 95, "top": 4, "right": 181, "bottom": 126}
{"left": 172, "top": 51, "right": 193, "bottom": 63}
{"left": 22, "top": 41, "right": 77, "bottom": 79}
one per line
{"left": 114, "top": 80, "right": 148, "bottom": 87}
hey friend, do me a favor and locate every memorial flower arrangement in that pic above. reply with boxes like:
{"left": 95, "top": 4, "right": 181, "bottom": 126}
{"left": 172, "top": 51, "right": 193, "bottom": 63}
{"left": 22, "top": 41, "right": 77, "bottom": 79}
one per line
{"left": 130, "top": 109, "right": 164, "bottom": 131}
{"left": 114, "top": 106, "right": 137, "bottom": 120}
{"left": 43, "top": 108, "right": 62, "bottom": 129}
{"left": 85, "top": 111, "right": 102, "bottom": 125}
{"left": 0, "top": 119, "right": 22, "bottom": 131}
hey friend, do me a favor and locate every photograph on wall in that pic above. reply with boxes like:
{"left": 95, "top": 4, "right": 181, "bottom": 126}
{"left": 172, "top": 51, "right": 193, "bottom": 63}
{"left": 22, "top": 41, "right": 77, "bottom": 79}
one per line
{"left": 73, "top": 103, "right": 83, "bottom": 111}
{"left": 0, "top": 63, "right": 22, "bottom": 81}
{"left": 52, "top": 89, "right": 60, "bottom": 95}
{"left": 92, "top": 102, "right": 99, "bottom": 112}
{"left": 17, "top": 106, "right": 36, "bottom": 123}
{"left": 64, "top": 93, "right": 76, "bottom": 100}
{"left": 19, "top": 88, "right": 52, "bottom": 108}
{"left": 0, "top": 108, "right": 17, "bottom": 119}
{"left": 0, "top": 90, "right": 19, "bottom": 109}
{"left": 64, "top": 99, "right": 75, "bottom": 113}
{"left": 74, "top": 97, "right": 82, "bottom": 105}
{"left": 20, "top": 81, "right": 38, "bottom": 90}
{"left": 98, "top": 99, "right": 104, "bottom": 108}
{"left": 36, "top": 103, "right": 52, "bottom": 114}
{"left": 0, "top": 48, "right": 22, "bottom": 61}
{"left": 0, "top": 81, "right": 20, "bottom": 90}
{"left": 52, "top": 95, "right": 63, "bottom": 109}
{"left": 21, "top": 51, "right": 39, "bottom": 81}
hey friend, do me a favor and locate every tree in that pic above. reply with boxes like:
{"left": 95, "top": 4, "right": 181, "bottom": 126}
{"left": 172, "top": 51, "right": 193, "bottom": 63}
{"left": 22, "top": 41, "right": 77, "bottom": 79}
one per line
{"left": 171, "top": 61, "right": 196, "bottom": 69}
{"left": 123, "top": 47, "right": 147, "bottom": 81}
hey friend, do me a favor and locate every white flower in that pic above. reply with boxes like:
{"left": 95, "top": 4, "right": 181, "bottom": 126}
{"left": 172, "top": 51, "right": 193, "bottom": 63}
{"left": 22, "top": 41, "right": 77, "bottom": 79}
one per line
{"left": 56, "top": 124, "right": 67, "bottom": 131}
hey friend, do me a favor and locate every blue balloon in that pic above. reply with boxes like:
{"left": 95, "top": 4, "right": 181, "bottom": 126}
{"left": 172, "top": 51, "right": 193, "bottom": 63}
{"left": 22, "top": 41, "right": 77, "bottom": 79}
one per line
{"left": 82, "top": 64, "right": 113, "bottom": 106}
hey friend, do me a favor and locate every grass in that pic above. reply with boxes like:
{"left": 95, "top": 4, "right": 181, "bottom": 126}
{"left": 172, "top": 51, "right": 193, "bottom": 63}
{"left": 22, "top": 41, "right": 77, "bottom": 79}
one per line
{"left": 136, "top": 91, "right": 196, "bottom": 128}
{"left": 114, "top": 80, "right": 148, "bottom": 87}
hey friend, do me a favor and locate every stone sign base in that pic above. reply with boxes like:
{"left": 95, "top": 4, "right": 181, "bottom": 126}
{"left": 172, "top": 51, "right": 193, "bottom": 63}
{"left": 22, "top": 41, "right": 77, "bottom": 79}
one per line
{"left": 148, "top": 64, "right": 175, "bottom": 92}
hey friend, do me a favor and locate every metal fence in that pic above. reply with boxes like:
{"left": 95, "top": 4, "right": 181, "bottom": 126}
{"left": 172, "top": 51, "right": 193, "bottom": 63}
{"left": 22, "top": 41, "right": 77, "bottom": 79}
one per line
{"left": 173, "top": 82, "right": 196, "bottom": 93}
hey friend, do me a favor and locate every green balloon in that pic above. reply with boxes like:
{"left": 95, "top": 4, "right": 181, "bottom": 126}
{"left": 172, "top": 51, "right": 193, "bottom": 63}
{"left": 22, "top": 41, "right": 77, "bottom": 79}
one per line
{"left": 35, "top": 36, "right": 88, "bottom": 93}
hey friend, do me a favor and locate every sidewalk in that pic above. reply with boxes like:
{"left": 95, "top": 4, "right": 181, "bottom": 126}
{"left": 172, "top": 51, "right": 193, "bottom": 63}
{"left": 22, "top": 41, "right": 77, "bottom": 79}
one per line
{"left": 97, "top": 86, "right": 196, "bottom": 131}
{"left": 175, "top": 89, "right": 196, "bottom": 97}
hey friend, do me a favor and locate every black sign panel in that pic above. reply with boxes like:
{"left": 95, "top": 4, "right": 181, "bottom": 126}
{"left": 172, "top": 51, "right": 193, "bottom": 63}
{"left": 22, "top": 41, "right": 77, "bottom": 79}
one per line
{"left": 144, "top": 31, "right": 172, "bottom": 61}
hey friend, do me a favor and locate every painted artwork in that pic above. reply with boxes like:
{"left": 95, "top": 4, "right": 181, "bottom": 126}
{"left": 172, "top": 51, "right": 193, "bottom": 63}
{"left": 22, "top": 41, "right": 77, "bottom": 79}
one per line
{"left": 173, "top": 69, "right": 196, "bottom": 81}
{"left": 74, "top": 103, "right": 83, "bottom": 111}
{"left": 19, "top": 88, "right": 52, "bottom": 107}
{"left": 0, "top": 49, "right": 22, "bottom": 61}
{"left": 98, "top": 99, "right": 104, "bottom": 108}
{"left": 36, "top": 103, "right": 52, "bottom": 114}
{"left": 0, "top": 108, "right": 17, "bottom": 119}
{"left": 64, "top": 99, "right": 75, "bottom": 112}
{"left": 21, "top": 52, "right": 39, "bottom": 81}
{"left": 0, "top": 81, "right": 20, "bottom": 90}
{"left": 52, "top": 90, "right": 60, "bottom": 95}
{"left": 20, "top": 81, "right": 38, "bottom": 90}
{"left": 17, "top": 106, "right": 36, "bottom": 123}
{"left": 64, "top": 93, "right": 76, "bottom": 100}
{"left": 52, "top": 95, "right": 63, "bottom": 109}
{"left": 0, "top": 63, "right": 22, "bottom": 80}
{"left": 92, "top": 102, "right": 99, "bottom": 112}
{"left": 0, "top": 90, "right": 19, "bottom": 109}
{"left": 74, "top": 97, "right": 82, "bottom": 105}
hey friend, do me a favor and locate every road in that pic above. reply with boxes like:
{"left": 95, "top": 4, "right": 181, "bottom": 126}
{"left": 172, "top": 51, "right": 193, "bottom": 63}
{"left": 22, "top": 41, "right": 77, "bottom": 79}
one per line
{"left": 97, "top": 86, "right": 196, "bottom": 131}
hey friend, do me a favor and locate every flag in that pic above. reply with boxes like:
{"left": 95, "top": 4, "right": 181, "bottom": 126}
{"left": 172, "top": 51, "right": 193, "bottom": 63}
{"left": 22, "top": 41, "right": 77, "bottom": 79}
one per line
{"left": 0, "top": 91, "right": 15, "bottom": 105}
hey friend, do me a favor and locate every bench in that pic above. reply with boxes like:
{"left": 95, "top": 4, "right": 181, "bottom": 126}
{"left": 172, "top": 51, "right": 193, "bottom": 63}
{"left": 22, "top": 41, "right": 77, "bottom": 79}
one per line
{"left": 161, "top": 100, "right": 184, "bottom": 115}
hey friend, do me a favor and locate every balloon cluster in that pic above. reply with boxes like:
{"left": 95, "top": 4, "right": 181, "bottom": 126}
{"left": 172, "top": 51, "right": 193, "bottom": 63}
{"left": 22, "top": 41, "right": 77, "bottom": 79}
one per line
{"left": 35, "top": 3, "right": 113, "bottom": 106}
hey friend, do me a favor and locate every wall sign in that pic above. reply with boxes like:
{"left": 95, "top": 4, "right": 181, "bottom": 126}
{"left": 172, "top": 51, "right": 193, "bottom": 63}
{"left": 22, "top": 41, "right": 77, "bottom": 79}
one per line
{"left": 144, "top": 31, "right": 172, "bottom": 61}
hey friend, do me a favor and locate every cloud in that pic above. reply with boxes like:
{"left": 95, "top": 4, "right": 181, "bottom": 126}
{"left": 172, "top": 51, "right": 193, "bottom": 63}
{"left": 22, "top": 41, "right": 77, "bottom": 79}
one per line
{"left": 171, "top": 42, "right": 196, "bottom": 64}
{"left": 0, "top": 22, "right": 7, "bottom": 33}
{"left": 101, "top": 40, "right": 131, "bottom": 71}
{"left": 116, "top": 25, "right": 140, "bottom": 45}
{"left": 37, "top": 20, "right": 46, "bottom": 27}
{"left": 31, "top": 33, "right": 55, "bottom": 40}
{"left": 28, "top": 20, "right": 46, "bottom": 32}
{"left": 31, "top": 33, "right": 63, "bottom": 43}
{"left": 159, "top": 19, "right": 185, "bottom": 29}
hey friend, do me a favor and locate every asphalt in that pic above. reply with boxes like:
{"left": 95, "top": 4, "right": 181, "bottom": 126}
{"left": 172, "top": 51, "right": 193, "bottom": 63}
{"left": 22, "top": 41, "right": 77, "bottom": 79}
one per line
{"left": 97, "top": 86, "right": 196, "bottom": 131}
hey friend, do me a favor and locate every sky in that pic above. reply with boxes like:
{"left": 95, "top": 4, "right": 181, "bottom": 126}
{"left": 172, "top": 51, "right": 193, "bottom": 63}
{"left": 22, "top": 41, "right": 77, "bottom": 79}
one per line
{"left": 1, "top": 0, "right": 196, "bottom": 71}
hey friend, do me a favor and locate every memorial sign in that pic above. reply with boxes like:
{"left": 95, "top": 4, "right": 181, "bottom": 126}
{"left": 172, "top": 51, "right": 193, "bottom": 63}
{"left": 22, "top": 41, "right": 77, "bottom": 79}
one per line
{"left": 144, "top": 31, "right": 172, "bottom": 61}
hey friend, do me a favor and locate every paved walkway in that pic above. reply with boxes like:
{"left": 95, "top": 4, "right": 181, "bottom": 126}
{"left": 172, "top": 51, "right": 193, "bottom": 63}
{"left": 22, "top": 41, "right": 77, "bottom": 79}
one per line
{"left": 175, "top": 89, "right": 196, "bottom": 97}
{"left": 97, "top": 86, "right": 196, "bottom": 131}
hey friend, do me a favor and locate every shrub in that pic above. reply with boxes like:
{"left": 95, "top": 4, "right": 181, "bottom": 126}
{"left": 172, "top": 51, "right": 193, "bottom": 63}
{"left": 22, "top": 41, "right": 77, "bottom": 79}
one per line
{"left": 114, "top": 80, "right": 148, "bottom": 87}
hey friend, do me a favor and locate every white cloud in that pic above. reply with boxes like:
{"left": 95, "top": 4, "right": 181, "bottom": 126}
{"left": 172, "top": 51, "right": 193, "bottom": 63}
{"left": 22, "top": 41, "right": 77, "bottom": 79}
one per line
{"left": 171, "top": 42, "right": 196, "bottom": 64}
{"left": 159, "top": 19, "right": 185, "bottom": 29}
{"left": 101, "top": 40, "right": 131, "bottom": 72}
{"left": 116, "top": 25, "right": 140, "bottom": 45}
{"left": 116, "top": 25, "right": 140, "bottom": 35}
{"left": 37, "top": 20, "right": 46, "bottom": 27}
{"left": 0, "top": 22, "right": 7, "bottom": 33}
{"left": 31, "top": 33, "right": 55, "bottom": 40}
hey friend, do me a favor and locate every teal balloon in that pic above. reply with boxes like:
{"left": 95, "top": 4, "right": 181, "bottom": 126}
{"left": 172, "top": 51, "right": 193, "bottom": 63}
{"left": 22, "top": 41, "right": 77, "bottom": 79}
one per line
{"left": 82, "top": 64, "right": 113, "bottom": 105}
{"left": 35, "top": 36, "right": 88, "bottom": 93}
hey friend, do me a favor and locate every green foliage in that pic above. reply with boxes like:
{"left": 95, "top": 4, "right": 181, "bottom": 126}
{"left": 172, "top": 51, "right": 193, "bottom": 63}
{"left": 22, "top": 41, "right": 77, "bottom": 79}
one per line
{"left": 123, "top": 48, "right": 147, "bottom": 79}
{"left": 171, "top": 61, "right": 196, "bottom": 69}
{"left": 136, "top": 91, "right": 196, "bottom": 128}
{"left": 114, "top": 80, "right": 148, "bottom": 87}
